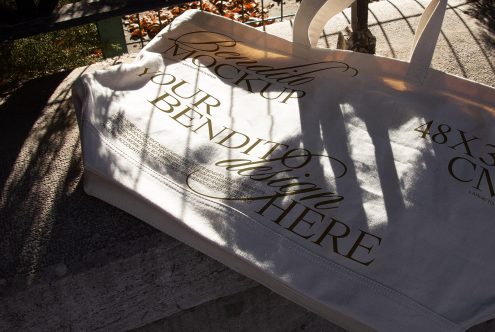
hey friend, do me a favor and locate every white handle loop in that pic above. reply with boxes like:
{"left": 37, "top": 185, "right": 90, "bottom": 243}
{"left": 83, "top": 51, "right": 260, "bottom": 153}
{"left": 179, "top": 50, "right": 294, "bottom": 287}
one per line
{"left": 293, "top": 0, "right": 449, "bottom": 84}
{"left": 293, "top": 0, "right": 354, "bottom": 48}
{"left": 407, "top": 0, "right": 448, "bottom": 83}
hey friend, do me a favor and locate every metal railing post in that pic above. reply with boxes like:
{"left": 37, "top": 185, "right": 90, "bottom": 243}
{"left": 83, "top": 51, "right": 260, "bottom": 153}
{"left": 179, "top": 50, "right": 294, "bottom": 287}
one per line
{"left": 97, "top": 16, "right": 127, "bottom": 58}
{"left": 337, "top": 0, "right": 376, "bottom": 54}
{"left": 352, "top": 0, "right": 369, "bottom": 31}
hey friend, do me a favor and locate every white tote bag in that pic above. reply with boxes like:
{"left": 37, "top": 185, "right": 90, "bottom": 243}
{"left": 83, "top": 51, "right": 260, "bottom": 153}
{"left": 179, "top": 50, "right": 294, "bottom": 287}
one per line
{"left": 73, "top": 0, "right": 495, "bottom": 330}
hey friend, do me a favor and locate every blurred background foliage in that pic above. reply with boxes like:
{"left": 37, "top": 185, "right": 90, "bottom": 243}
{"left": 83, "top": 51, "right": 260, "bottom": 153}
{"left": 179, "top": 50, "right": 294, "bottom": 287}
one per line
{"left": 0, "top": 24, "right": 102, "bottom": 83}
{"left": 0, "top": 0, "right": 102, "bottom": 94}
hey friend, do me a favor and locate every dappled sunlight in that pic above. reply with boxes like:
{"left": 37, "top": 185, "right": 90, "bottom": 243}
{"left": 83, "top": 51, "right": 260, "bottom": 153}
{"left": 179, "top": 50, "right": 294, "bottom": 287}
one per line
{"left": 1, "top": 1, "right": 493, "bottom": 331}
{"left": 79, "top": 17, "right": 381, "bottom": 277}
{"left": 382, "top": 77, "right": 414, "bottom": 92}
{"left": 1, "top": 0, "right": 494, "bottom": 331}
{"left": 0, "top": 64, "right": 161, "bottom": 292}
{"left": 0, "top": 72, "right": 80, "bottom": 284}
{"left": 338, "top": 102, "right": 388, "bottom": 230}
{"left": 439, "top": 91, "right": 495, "bottom": 115}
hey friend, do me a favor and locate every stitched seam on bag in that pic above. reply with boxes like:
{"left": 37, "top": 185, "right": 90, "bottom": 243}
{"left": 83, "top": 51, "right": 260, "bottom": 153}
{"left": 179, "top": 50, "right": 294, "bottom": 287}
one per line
{"left": 83, "top": 119, "right": 459, "bottom": 330}
{"left": 461, "top": 312, "right": 495, "bottom": 330}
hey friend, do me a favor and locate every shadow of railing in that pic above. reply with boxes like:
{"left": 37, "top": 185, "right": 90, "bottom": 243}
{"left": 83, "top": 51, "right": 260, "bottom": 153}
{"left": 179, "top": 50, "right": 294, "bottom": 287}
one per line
{"left": 1, "top": 2, "right": 494, "bottom": 331}
{"left": 0, "top": 66, "right": 160, "bottom": 289}
{"left": 465, "top": 0, "right": 494, "bottom": 48}
{"left": 315, "top": 0, "right": 493, "bottom": 86}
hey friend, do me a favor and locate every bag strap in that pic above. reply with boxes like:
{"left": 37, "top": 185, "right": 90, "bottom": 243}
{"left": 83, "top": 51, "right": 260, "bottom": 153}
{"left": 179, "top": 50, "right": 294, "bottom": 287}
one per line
{"left": 293, "top": 0, "right": 448, "bottom": 84}
{"left": 293, "top": 0, "right": 354, "bottom": 48}
{"left": 406, "top": 0, "right": 448, "bottom": 83}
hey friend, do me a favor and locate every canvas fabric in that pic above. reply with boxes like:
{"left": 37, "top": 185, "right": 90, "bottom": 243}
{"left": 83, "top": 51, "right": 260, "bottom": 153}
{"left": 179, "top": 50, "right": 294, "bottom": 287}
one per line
{"left": 72, "top": 0, "right": 495, "bottom": 331}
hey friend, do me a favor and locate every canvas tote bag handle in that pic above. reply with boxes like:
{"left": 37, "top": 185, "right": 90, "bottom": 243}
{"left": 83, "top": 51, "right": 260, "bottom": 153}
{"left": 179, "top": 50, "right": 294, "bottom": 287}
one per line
{"left": 406, "top": 0, "right": 448, "bottom": 83}
{"left": 292, "top": 0, "right": 354, "bottom": 48}
{"left": 293, "top": 0, "right": 448, "bottom": 84}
